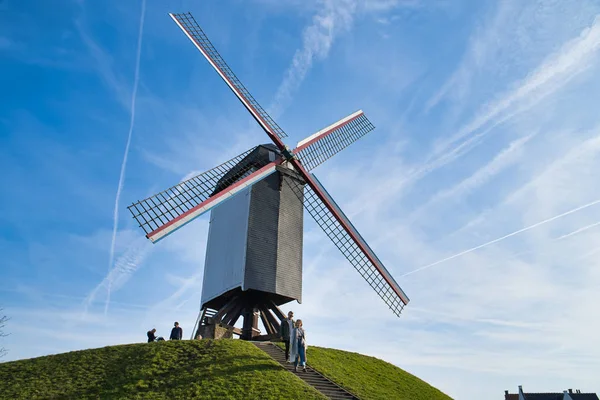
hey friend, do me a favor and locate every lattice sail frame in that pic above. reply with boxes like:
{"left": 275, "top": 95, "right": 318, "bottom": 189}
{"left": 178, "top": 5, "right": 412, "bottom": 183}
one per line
{"left": 128, "top": 146, "right": 276, "bottom": 240}
{"left": 284, "top": 173, "right": 409, "bottom": 316}
{"left": 294, "top": 111, "right": 375, "bottom": 172}
{"left": 170, "top": 12, "right": 287, "bottom": 140}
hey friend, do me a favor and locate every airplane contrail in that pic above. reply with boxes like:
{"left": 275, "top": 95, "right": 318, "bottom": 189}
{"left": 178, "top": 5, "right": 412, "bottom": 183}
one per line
{"left": 105, "top": 0, "right": 147, "bottom": 316}
{"left": 401, "top": 198, "right": 600, "bottom": 277}
{"left": 554, "top": 220, "right": 600, "bottom": 240}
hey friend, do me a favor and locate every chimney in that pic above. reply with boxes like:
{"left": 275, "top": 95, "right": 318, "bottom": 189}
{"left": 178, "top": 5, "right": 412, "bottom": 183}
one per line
{"left": 564, "top": 390, "right": 574, "bottom": 400}
{"left": 505, "top": 390, "right": 509, "bottom": 395}
{"left": 518, "top": 385, "right": 525, "bottom": 400}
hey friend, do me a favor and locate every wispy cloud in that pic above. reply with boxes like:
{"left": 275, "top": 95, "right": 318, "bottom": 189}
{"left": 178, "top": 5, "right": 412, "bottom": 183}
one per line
{"left": 84, "top": 236, "right": 153, "bottom": 313}
{"left": 75, "top": 23, "right": 129, "bottom": 108}
{"left": 105, "top": 0, "right": 147, "bottom": 315}
{"left": 434, "top": 14, "right": 600, "bottom": 155}
{"left": 408, "top": 133, "right": 535, "bottom": 222}
{"left": 268, "top": 0, "right": 418, "bottom": 118}
{"left": 401, "top": 198, "right": 600, "bottom": 277}
{"left": 454, "top": 128, "right": 600, "bottom": 237}
{"left": 269, "top": 0, "right": 356, "bottom": 118}
{"left": 347, "top": 13, "right": 600, "bottom": 218}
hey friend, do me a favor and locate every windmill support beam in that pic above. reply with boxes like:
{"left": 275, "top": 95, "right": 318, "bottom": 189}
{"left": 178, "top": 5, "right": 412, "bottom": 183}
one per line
{"left": 214, "top": 295, "right": 240, "bottom": 322}
{"left": 259, "top": 309, "right": 275, "bottom": 336}
{"left": 241, "top": 307, "right": 260, "bottom": 340}
{"left": 223, "top": 302, "right": 244, "bottom": 327}
{"left": 268, "top": 299, "right": 287, "bottom": 321}
{"left": 259, "top": 303, "right": 281, "bottom": 336}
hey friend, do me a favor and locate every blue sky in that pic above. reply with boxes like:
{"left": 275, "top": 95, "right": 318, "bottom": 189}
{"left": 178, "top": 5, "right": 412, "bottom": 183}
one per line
{"left": 2, "top": 0, "right": 600, "bottom": 398}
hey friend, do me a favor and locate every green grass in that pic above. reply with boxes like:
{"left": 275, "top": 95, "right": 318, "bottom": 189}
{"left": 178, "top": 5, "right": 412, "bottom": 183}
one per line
{"left": 276, "top": 343, "right": 452, "bottom": 400}
{"left": 0, "top": 340, "right": 451, "bottom": 400}
{"left": 0, "top": 340, "right": 326, "bottom": 400}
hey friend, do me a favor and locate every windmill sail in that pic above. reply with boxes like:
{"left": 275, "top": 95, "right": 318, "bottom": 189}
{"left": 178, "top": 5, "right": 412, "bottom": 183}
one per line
{"left": 128, "top": 146, "right": 281, "bottom": 242}
{"left": 294, "top": 110, "right": 375, "bottom": 171}
{"left": 284, "top": 172, "right": 410, "bottom": 316}
{"left": 170, "top": 12, "right": 288, "bottom": 142}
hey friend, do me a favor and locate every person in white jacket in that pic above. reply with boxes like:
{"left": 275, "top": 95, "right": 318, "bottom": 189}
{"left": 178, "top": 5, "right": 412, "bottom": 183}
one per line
{"left": 289, "top": 319, "right": 307, "bottom": 372}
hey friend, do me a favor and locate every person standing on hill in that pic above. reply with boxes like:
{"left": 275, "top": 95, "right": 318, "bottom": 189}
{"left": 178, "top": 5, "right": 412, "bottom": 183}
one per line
{"left": 279, "top": 311, "right": 294, "bottom": 362}
{"left": 147, "top": 328, "right": 157, "bottom": 343}
{"left": 170, "top": 322, "right": 183, "bottom": 340}
{"left": 289, "top": 319, "right": 307, "bottom": 372}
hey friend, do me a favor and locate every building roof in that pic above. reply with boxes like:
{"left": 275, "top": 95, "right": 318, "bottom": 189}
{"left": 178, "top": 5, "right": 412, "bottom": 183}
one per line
{"left": 505, "top": 393, "right": 599, "bottom": 400}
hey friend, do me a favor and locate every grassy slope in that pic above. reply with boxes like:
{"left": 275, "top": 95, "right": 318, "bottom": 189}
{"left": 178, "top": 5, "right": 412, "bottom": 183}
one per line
{"left": 277, "top": 343, "right": 452, "bottom": 400}
{"left": 0, "top": 340, "right": 452, "bottom": 400}
{"left": 0, "top": 340, "right": 326, "bottom": 400}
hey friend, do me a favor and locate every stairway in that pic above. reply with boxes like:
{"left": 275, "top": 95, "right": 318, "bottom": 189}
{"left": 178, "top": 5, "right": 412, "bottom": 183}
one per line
{"left": 253, "top": 342, "right": 358, "bottom": 400}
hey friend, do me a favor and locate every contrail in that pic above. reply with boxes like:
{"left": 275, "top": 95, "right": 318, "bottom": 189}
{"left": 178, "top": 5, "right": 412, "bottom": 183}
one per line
{"left": 105, "top": 0, "right": 147, "bottom": 316}
{"left": 84, "top": 238, "right": 152, "bottom": 314}
{"left": 401, "top": 198, "right": 600, "bottom": 277}
{"left": 554, "top": 220, "right": 600, "bottom": 240}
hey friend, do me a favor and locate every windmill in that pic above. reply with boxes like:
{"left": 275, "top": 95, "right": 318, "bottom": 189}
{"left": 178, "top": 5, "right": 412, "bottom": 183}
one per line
{"left": 128, "top": 12, "right": 410, "bottom": 341}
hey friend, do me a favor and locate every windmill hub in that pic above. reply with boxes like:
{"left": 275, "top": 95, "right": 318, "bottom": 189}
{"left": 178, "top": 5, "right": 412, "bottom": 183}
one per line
{"left": 128, "top": 12, "right": 410, "bottom": 341}
{"left": 281, "top": 146, "right": 296, "bottom": 161}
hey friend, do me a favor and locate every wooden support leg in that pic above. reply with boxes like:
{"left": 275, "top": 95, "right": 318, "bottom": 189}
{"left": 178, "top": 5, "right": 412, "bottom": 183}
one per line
{"left": 268, "top": 299, "right": 287, "bottom": 322}
{"left": 259, "top": 309, "right": 276, "bottom": 336}
{"left": 258, "top": 303, "right": 281, "bottom": 336}
{"left": 214, "top": 295, "right": 240, "bottom": 322}
{"left": 198, "top": 291, "right": 293, "bottom": 341}
{"left": 223, "top": 303, "right": 244, "bottom": 327}
{"left": 192, "top": 308, "right": 208, "bottom": 339}
{"left": 241, "top": 307, "right": 260, "bottom": 340}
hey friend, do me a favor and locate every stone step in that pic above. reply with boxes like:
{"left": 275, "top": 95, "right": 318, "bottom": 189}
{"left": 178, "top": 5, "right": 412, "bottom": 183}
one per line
{"left": 253, "top": 342, "right": 358, "bottom": 400}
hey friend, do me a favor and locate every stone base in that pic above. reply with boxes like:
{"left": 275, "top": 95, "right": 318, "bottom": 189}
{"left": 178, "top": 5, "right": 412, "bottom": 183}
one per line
{"left": 197, "top": 323, "right": 234, "bottom": 340}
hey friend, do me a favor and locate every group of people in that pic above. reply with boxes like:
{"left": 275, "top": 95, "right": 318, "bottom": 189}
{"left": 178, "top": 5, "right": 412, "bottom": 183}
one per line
{"left": 147, "top": 322, "right": 184, "bottom": 342}
{"left": 279, "top": 310, "right": 308, "bottom": 373}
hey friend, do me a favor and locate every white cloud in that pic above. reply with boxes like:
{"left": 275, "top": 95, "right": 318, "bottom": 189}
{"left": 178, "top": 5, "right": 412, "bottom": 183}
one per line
{"left": 74, "top": 20, "right": 130, "bottom": 108}
{"left": 407, "top": 133, "right": 535, "bottom": 222}
{"left": 268, "top": 0, "right": 421, "bottom": 118}
{"left": 435, "top": 13, "right": 600, "bottom": 154}
{"left": 83, "top": 235, "right": 153, "bottom": 314}
{"left": 343, "top": 11, "right": 600, "bottom": 221}
{"left": 402, "top": 197, "right": 600, "bottom": 277}
{"left": 269, "top": 0, "right": 357, "bottom": 118}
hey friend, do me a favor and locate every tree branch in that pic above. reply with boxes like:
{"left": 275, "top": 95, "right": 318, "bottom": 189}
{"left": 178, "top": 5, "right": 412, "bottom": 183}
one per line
{"left": 0, "top": 308, "right": 9, "bottom": 358}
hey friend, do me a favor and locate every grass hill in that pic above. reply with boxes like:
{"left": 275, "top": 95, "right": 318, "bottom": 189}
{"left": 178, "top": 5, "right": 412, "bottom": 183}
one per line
{"left": 0, "top": 339, "right": 452, "bottom": 400}
{"left": 278, "top": 343, "right": 451, "bottom": 400}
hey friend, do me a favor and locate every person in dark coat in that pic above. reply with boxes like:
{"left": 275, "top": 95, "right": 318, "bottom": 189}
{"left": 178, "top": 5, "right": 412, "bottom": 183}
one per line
{"left": 147, "top": 328, "right": 157, "bottom": 343}
{"left": 279, "top": 311, "right": 294, "bottom": 361}
{"left": 170, "top": 322, "right": 183, "bottom": 340}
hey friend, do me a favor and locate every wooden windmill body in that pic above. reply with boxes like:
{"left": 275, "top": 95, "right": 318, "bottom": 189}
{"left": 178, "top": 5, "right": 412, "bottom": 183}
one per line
{"left": 199, "top": 145, "right": 305, "bottom": 339}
